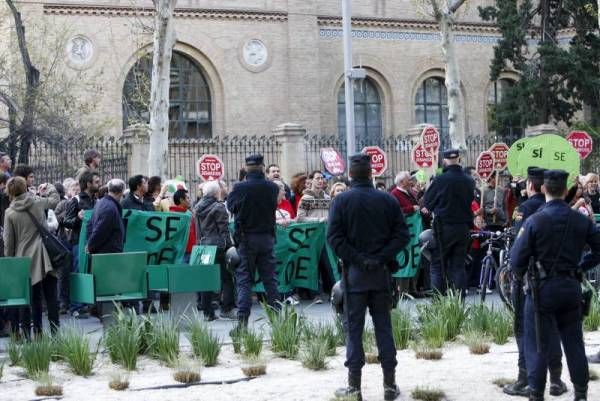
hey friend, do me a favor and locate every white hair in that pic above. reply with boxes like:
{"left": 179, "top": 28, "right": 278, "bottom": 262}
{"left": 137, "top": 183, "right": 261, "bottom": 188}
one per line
{"left": 394, "top": 171, "right": 410, "bottom": 186}
{"left": 203, "top": 180, "right": 221, "bottom": 197}
{"left": 107, "top": 179, "right": 126, "bottom": 194}
{"left": 273, "top": 180, "right": 285, "bottom": 191}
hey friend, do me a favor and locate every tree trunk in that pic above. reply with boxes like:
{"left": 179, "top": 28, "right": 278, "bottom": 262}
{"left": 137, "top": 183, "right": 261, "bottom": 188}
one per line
{"left": 6, "top": 0, "right": 40, "bottom": 164}
{"left": 148, "top": 0, "right": 177, "bottom": 178}
{"left": 439, "top": 11, "right": 466, "bottom": 150}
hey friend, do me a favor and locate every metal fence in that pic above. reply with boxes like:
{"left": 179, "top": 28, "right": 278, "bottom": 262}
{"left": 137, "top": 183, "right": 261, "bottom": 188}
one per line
{"left": 27, "top": 137, "right": 130, "bottom": 185}
{"left": 168, "top": 135, "right": 281, "bottom": 195}
{"left": 305, "top": 133, "right": 523, "bottom": 186}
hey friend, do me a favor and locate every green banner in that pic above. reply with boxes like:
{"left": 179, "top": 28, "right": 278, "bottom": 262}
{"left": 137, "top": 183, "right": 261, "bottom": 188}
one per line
{"left": 78, "top": 209, "right": 191, "bottom": 273}
{"left": 394, "top": 213, "right": 423, "bottom": 278}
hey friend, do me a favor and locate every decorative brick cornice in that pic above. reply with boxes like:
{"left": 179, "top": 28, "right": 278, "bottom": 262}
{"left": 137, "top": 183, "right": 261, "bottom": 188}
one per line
{"left": 43, "top": 4, "right": 288, "bottom": 22}
{"left": 317, "top": 15, "right": 501, "bottom": 34}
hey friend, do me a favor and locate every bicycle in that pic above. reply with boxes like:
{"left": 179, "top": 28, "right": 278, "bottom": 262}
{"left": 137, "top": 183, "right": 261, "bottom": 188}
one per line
{"left": 471, "top": 229, "right": 513, "bottom": 304}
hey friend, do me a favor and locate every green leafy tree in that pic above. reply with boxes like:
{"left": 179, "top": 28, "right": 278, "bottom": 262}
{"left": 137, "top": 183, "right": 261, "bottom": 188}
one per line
{"left": 480, "top": 0, "right": 600, "bottom": 130}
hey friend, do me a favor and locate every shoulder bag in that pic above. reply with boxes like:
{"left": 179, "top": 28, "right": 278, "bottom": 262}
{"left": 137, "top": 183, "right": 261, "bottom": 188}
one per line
{"left": 25, "top": 209, "right": 71, "bottom": 272}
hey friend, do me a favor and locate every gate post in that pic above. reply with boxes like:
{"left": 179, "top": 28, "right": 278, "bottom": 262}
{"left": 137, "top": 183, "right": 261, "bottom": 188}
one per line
{"left": 123, "top": 124, "right": 151, "bottom": 176}
{"left": 272, "top": 123, "right": 307, "bottom": 184}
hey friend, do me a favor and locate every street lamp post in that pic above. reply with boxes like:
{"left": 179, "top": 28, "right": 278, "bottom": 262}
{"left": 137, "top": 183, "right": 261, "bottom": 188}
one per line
{"left": 342, "top": 0, "right": 356, "bottom": 161}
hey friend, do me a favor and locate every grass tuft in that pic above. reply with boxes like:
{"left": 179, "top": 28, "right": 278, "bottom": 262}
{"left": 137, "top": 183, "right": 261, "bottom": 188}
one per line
{"left": 490, "top": 310, "right": 513, "bottom": 345}
{"left": 104, "top": 308, "right": 143, "bottom": 371}
{"left": 413, "top": 343, "right": 443, "bottom": 360}
{"left": 265, "top": 303, "right": 302, "bottom": 359}
{"left": 173, "top": 357, "right": 202, "bottom": 384}
{"left": 492, "top": 377, "right": 516, "bottom": 388}
{"left": 391, "top": 308, "right": 412, "bottom": 350}
{"left": 411, "top": 386, "right": 446, "bottom": 401}
{"left": 146, "top": 316, "right": 180, "bottom": 366}
{"left": 187, "top": 314, "right": 221, "bottom": 367}
{"left": 108, "top": 369, "right": 130, "bottom": 391}
{"left": 241, "top": 355, "right": 267, "bottom": 377}
{"left": 242, "top": 328, "right": 263, "bottom": 358}
{"left": 7, "top": 334, "right": 21, "bottom": 366}
{"left": 584, "top": 294, "right": 600, "bottom": 332}
{"left": 55, "top": 324, "right": 95, "bottom": 376}
{"left": 464, "top": 330, "right": 491, "bottom": 355}
{"left": 34, "top": 373, "right": 63, "bottom": 397}
{"left": 21, "top": 334, "right": 53, "bottom": 379}
{"left": 300, "top": 338, "right": 329, "bottom": 370}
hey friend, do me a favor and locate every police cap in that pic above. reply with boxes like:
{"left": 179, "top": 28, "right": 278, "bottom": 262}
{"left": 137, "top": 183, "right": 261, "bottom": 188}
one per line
{"left": 350, "top": 153, "right": 371, "bottom": 168}
{"left": 527, "top": 166, "right": 546, "bottom": 180}
{"left": 245, "top": 154, "right": 264, "bottom": 167}
{"left": 443, "top": 149, "right": 460, "bottom": 159}
{"left": 543, "top": 169, "right": 569, "bottom": 186}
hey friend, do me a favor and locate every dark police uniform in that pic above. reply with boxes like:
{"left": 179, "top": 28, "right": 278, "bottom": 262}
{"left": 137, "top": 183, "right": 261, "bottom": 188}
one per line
{"left": 424, "top": 149, "right": 474, "bottom": 293}
{"left": 511, "top": 170, "right": 600, "bottom": 401}
{"left": 327, "top": 154, "right": 410, "bottom": 401}
{"left": 227, "top": 154, "right": 280, "bottom": 324}
{"left": 507, "top": 168, "right": 566, "bottom": 397}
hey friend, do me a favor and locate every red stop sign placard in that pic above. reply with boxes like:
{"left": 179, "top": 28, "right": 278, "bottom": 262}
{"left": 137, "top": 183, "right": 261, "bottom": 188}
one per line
{"left": 362, "top": 146, "right": 388, "bottom": 177}
{"left": 412, "top": 143, "right": 434, "bottom": 168}
{"left": 420, "top": 125, "right": 440, "bottom": 152}
{"left": 320, "top": 147, "right": 346, "bottom": 176}
{"left": 196, "top": 154, "right": 224, "bottom": 181}
{"left": 476, "top": 151, "right": 495, "bottom": 179}
{"left": 488, "top": 142, "right": 509, "bottom": 170}
{"left": 566, "top": 131, "right": 593, "bottom": 160}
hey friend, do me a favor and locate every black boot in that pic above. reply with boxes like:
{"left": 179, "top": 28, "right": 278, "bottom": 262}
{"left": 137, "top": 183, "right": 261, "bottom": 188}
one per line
{"left": 573, "top": 384, "right": 587, "bottom": 401}
{"left": 548, "top": 369, "right": 567, "bottom": 397}
{"left": 529, "top": 392, "right": 544, "bottom": 401}
{"left": 504, "top": 369, "right": 530, "bottom": 397}
{"left": 335, "top": 371, "right": 362, "bottom": 401}
{"left": 383, "top": 370, "right": 401, "bottom": 401}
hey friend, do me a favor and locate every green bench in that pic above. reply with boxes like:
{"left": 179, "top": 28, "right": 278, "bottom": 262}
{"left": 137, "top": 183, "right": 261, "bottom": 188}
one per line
{"left": 70, "top": 252, "right": 148, "bottom": 304}
{"left": 0, "top": 257, "right": 31, "bottom": 307}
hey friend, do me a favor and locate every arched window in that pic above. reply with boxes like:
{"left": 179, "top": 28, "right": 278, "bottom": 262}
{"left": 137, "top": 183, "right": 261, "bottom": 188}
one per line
{"left": 338, "top": 78, "right": 382, "bottom": 144}
{"left": 415, "top": 77, "right": 448, "bottom": 142}
{"left": 488, "top": 78, "right": 514, "bottom": 106}
{"left": 122, "top": 51, "right": 212, "bottom": 138}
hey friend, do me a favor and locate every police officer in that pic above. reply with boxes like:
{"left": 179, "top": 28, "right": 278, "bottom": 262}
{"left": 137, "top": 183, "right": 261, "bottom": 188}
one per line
{"left": 505, "top": 167, "right": 567, "bottom": 397}
{"left": 424, "top": 149, "right": 474, "bottom": 294}
{"left": 227, "top": 154, "right": 280, "bottom": 328}
{"left": 327, "top": 154, "right": 410, "bottom": 401}
{"left": 511, "top": 170, "right": 600, "bottom": 401}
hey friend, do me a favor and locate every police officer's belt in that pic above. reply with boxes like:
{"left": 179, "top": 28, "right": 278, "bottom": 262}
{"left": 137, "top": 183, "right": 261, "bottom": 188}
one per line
{"left": 546, "top": 269, "right": 580, "bottom": 280}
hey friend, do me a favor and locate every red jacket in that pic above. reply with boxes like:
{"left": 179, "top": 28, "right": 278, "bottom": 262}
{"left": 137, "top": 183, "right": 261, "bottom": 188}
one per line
{"left": 390, "top": 186, "right": 419, "bottom": 215}
{"left": 278, "top": 199, "right": 295, "bottom": 219}
{"left": 169, "top": 205, "right": 196, "bottom": 254}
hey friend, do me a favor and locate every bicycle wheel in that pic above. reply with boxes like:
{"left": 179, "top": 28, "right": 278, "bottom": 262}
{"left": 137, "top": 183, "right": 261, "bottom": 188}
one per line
{"left": 495, "top": 264, "right": 514, "bottom": 312}
{"left": 480, "top": 257, "right": 492, "bottom": 303}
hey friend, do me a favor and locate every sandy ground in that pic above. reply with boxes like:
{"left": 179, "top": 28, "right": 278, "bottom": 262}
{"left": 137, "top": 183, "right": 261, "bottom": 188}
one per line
{"left": 2, "top": 300, "right": 600, "bottom": 401}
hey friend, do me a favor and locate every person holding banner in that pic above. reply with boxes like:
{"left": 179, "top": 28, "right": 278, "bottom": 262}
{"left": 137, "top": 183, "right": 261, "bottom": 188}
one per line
{"left": 227, "top": 154, "right": 280, "bottom": 328}
{"left": 482, "top": 171, "right": 508, "bottom": 232}
{"left": 328, "top": 154, "right": 409, "bottom": 401}
{"left": 424, "top": 149, "right": 474, "bottom": 295}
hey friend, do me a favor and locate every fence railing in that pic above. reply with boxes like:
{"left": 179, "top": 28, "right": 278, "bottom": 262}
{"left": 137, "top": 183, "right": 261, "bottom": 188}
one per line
{"left": 305, "top": 132, "right": 523, "bottom": 187}
{"left": 168, "top": 135, "right": 281, "bottom": 195}
{"left": 27, "top": 137, "right": 130, "bottom": 186}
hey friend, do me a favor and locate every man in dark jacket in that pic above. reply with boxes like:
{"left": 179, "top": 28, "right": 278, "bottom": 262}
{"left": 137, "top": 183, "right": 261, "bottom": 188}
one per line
{"left": 87, "top": 179, "right": 125, "bottom": 255}
{"left": 424, "top": 149, "right": 475, "bottom": 294}
{"left": 122, "top": 175, "right": 154, "bottom": 211}
{"left": 227, "top": 154, "right": 279, "bottom": 327}
{"left": 328, "top": 154, "right": 410, "bottom": 401}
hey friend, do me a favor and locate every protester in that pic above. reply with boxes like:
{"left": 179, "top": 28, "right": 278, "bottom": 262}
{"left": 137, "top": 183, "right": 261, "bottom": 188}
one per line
{"left": 122, "top": 175, "right": 154, "bottom": 211}
{"left": 274, "top": 180, "right": 295, "bottom": 223}
{"left": 0, "top": 153, "right": 12, "bottom": 177}
{"left": 196, "top": 181, "right": 236, "bottom": 321}
{"left": 0, "top": 173, "right": 10, "bottom": 336}
{"left": 391, "top": 172, "right": 421, "bottom": 215}
{"left": 482, "top": 171, "right": 507, "bottom": 231}
{"left": 267, "top": 164, "right": 291, "bottom": 200}
{"left": 227, "top": 154, "right": 279, "bottom": 328}
{"left": 13, "top": 164, "right": 35, "bottom": 189}
{"left": 63, "top": 171, "right": 100, "bottom": 318}
{"left": 329, "top": 182, "right": 347, "bottom": 199}
{"left": 296, "top": 170, "right": 330, "bottom": 223}
{"left": 583, "top": 173, "right": 600, "bottom": 214}
{"left": 3, "top": 177, "right": 60, "bottom": 337}
{"left": 569, "top": 179, "right": 594, "bottom": 220}
{"left": 290, "top": 172, "right": 307, "bottom": 214}
{"left": 169, "top": 189, "right": 197, "bottom": 262}
{"left": 86, "top": 179, "right": 125, "bottom": 254}
{"left": 75, "top": 149, "right": 101, "bottom": 180}
{"left": 145, "top": 176, "right": 165, "bottom": 210}
{"left": 53, "top": 181, "right": 72, "bottom": 315}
